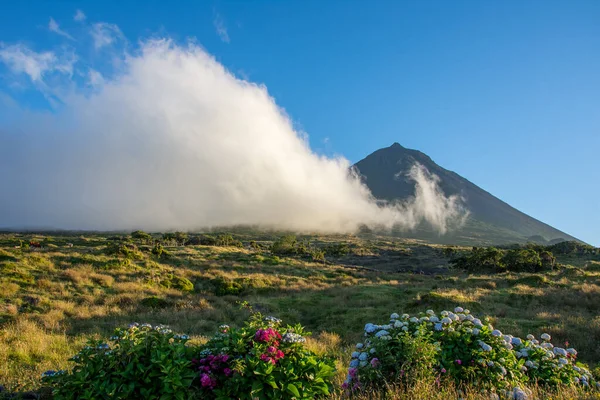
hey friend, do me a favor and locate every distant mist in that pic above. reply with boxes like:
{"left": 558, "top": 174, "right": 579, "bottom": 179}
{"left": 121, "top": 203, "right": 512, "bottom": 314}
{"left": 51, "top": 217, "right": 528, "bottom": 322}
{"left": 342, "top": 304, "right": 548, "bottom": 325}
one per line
{"left": 0, "top": 38, "right": 467, "bottom": 233}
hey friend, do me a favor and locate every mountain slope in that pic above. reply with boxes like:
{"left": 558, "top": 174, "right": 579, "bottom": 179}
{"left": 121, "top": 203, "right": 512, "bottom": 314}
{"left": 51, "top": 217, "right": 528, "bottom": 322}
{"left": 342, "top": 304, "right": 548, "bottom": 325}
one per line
{"left": 353, "top": 143, "right": 579, "bottom": 245}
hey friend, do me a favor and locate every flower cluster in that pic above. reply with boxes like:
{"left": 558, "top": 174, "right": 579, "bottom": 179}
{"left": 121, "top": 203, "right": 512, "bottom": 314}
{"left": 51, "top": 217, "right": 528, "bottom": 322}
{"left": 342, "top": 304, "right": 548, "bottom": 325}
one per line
{"left": 254, "top": 327, "right": 282, "bottom": 343}
{"left": 282, "top": 332, "right": 306, "bottom": 344}
{"left": 259, "top": 346, "right": 285, "bottom": 365}
{"left": 194, "top": 354, "right": 233, "bottom": 390}
{"left": 42, "top": 370, "right": 66, "bottom": 378}
{"left": 195, "top": 313, "right": 336, "bottom": 398}
{"left": 345, "top": 307, "right": 598, "bottom": 396}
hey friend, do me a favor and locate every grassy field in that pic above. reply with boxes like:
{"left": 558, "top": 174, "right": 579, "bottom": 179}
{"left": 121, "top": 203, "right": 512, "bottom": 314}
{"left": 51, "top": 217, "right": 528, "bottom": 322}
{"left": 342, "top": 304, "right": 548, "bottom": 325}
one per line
{"left": 1, "top": 231, "right": 599, "bottom": 397}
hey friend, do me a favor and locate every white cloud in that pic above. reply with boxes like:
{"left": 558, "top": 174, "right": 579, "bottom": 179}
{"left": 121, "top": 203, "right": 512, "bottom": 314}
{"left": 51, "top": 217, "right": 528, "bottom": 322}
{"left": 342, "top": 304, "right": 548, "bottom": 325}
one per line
{"left": 90, "top": 22, "right": 124, "bottom": 49}
{"left": 0, "top": 39, "right": 466, "bottom": 233}
{"left": 74, "top": 9, "right": 86, "bottom": 22}
{"left": 0, "top": 43, "right": 75, "bottom": 82}
{"left": 49, "top": 17, "right": 74, "bottom": 40}
{"left": 88, "top": 68, "right": 104, "bottom": 87}
{"left": 213, "top": 13, "right": 230, "bottom": 43}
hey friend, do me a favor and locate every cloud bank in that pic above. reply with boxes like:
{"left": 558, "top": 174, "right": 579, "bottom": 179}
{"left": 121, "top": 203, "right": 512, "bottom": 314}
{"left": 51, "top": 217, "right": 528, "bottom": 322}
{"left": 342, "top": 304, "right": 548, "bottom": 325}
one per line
{"left": 0, "top": 31, "right": 466, "bottom": 233}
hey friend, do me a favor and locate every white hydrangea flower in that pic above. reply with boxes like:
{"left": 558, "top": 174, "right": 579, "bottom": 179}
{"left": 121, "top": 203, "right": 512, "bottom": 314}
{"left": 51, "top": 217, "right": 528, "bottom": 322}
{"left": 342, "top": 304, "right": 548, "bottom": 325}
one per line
{"left": 464, "top": 309, "right": 470, "bottom": 314}
{"left": 402, "top": 314, "right": 410, "bottom": 319}
{"left": 441, "top": 317, "right": 452, "bottom": 324}
{"left": 491, "top": 329, "right": 502, "bottom": 337}
{"left": 480, "top": 343, "right": 492, "bottom": 352}
{"left": 441, "top": 311, "right": 449, "bottom": 317}
{"left": 553, "top": 347, "right": 567, "bottom": 357}
{"left": 488, "top": 361, "right": 495, "bottom": 367}
{"left": 540, "top": 333, "right": 551, "bottom": 341}
{"left": 567, "top": 348, "right": 577, "bottom": 356}
{"left": 426, "top": 309, "right": 435, "bottom": 316}
{"left": 465, "top": 314, "right": 474, "bottom": 322}
{"left": 419, "top": 316, "right": 429, "bottom": 322}
{"left": 454, "top": 306, "right": 464, "bottom": 313}
{"left": 505, "top": 343, "right": 513, "bottom": 350}
{"left": 473, "top": 319, "right": 483, "bottom": 327}
{"left": 558, "top": 358, "right": 568, "bottom": 365}
{"left": 409, "top": 317, "right": 419, "bottom": 323}
{"left": 394, "top": 320, "right": 403, "bottom": 328}
{"left": 526, "top": 334, "right": 534, "bottom": 340}
{"left": 525, "top": 361, "right": 534, "bottom": 368}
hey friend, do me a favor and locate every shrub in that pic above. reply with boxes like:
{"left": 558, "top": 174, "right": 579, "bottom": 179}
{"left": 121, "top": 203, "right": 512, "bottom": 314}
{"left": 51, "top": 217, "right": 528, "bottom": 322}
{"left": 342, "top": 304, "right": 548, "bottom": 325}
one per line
{"left": 214, "top": 234, "right": 243, "bottom": 247}
{"left": 152, "top": 243, "right": 165, "bottom": 257}
{"left": 43, "top": 324, "right": 196, "bottom": 399}
{"left": 344, "top": 308, "right": 596, "bottom": 395}
{"left": 212, "top": 277, "right": 244, "bottom": 296}
{"left": 271, "top": 235, "right": 302, "bottom": 256}
{"left": 324, "top": 243, "right": 350, "bottom": 257}
{"left": 195, "top": 314, "right": 336, "bottom": 399}
{"left": 502, "top": 249, "right": 542, "bottom": 273}
{"left": 104, "top": 242, "right": 142, "bottom": 260}
{"left": 161, "top": 273, "right": 194, "bottom": 292}
{"left": 140, "top": 296, "right": 170, "bottom": 308}
{"left": 131, "top": 230, "right": 153, "bottom": 243}
{"left": 451, "top": 247, "right": 555, "bottom": 273}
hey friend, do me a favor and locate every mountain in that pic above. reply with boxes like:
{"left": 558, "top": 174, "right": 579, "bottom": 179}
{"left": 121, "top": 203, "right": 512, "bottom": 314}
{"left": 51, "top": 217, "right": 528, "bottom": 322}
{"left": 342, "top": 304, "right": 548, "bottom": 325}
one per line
{"left": 353, "top": 143, "right": 580, "bottom": 245}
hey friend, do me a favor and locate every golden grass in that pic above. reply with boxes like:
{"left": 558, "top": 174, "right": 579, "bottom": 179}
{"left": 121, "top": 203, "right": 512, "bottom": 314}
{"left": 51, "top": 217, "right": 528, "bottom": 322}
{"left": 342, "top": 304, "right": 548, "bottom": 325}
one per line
{"left": 1, "top": 233, "right": 599, "bottom": 396}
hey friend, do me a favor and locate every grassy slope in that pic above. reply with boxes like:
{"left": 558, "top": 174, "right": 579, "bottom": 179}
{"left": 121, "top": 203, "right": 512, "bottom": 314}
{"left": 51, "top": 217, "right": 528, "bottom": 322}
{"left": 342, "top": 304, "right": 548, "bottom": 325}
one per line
{"left": 0, "top": 233, "right": 599, "bottom": 397}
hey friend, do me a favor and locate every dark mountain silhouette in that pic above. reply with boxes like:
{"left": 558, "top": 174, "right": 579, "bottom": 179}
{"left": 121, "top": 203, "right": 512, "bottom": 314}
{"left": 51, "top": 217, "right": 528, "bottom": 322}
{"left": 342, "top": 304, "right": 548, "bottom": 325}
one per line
{"left": 353, "top": 143, "right": 579, "bottom": 245}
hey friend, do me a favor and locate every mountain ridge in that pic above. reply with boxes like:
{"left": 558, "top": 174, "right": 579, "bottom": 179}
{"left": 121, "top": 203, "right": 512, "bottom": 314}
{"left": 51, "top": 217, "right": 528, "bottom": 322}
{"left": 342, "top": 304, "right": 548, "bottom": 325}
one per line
{"left": 353, "top": 143, "right": 581, "bottom": 245}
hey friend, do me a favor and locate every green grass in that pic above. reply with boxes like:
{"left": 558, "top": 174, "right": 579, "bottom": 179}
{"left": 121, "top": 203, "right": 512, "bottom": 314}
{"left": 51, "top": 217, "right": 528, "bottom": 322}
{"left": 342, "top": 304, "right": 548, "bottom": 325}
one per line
{"left": 0, "top": 232, "right": 599, "bottom": 398}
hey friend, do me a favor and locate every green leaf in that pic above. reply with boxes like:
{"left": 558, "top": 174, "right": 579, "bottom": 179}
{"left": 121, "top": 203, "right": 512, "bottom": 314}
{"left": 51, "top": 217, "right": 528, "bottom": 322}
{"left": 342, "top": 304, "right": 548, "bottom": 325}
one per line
{"left": 286, "top": 383, "right": 300, "bottom": 398}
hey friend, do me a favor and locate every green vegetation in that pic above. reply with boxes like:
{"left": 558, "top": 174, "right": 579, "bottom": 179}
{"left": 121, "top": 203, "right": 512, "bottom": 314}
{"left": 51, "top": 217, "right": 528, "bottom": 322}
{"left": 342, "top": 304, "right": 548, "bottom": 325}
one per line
{"left": 0, "top": 232, "right": 599, "bottom": 398}
{"left": 450, "top": 245, "right": 559, "bottom": 273}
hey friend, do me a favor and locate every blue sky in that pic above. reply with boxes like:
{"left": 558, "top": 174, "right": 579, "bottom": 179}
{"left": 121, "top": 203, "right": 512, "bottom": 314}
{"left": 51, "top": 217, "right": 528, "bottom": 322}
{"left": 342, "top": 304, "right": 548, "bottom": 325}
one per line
{"left": 0, "top": 1, "right": 599, "bottom": 245}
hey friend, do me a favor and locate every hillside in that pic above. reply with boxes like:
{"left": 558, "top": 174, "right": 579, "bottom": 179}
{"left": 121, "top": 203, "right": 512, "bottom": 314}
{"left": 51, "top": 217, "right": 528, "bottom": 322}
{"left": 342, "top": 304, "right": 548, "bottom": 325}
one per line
{"left": 0, "top": 232, "right": 599, "bottom": 398}
{"left": 353, "top": 143, "right": 580, "bottom": 245}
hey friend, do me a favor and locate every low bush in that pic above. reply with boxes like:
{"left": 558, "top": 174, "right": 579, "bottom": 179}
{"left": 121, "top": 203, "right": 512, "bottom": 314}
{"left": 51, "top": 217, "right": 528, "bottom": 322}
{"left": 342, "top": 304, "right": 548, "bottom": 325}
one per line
{"left": 344, "top": 307, "right": 597, "bottom": 396}
{"left": 451, "top": 247, "right": 555, "bottom": 273}
{"left": 212, "top": 277, "right": 244, "bottom": 296}
{"left": 42, "top": 316, "right": 335, "bottom": 399}
{"left": 43, "top": 324, "right": 196, "bottom": 399}
{"left": 195, "top": 314, "right": 336, "bottom": 399}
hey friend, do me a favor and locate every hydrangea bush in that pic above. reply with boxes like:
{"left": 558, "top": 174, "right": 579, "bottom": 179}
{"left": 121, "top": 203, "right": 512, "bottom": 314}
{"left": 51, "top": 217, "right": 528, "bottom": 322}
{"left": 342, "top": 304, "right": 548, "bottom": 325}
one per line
{"left": 42, "top": 315, "right": 335, "bottom": 399}
{"left": 195, "top": 313, "right": 336, "bottom": 399}
{"left": 43, "top": 323, "right": 196, "bottom": 399}
{"left": 344, "top": 307, "right": 598, "bottom": 397}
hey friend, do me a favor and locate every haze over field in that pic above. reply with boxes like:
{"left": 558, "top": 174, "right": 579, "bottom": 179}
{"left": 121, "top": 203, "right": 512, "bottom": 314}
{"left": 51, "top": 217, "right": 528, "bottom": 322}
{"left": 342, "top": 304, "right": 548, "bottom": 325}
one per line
{"left": 0, "top": 38, "right": 466, "bottom": 233}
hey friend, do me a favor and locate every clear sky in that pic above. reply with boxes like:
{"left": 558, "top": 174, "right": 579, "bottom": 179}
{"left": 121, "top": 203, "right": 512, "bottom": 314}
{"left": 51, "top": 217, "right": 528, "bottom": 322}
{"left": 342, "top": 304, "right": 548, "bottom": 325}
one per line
{"left": 0, "top": 1, "right": 598, "bottom": 245}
